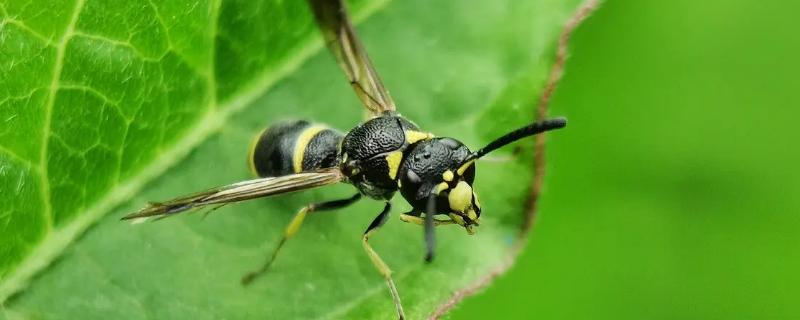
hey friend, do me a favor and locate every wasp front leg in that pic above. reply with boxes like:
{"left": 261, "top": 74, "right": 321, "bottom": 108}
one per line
{"left": 399, "top": 211, "right": 455, "bottom": 226}
{"left": 400, "top": 209, "right": 456, "bottom": 265}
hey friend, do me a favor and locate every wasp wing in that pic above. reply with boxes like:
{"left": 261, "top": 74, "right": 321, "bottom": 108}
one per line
{"left": 122, "top": 168, "right": 345, "bottom": 221}
{"left": 309, "top": 0, "right": 396, "bottom": 115}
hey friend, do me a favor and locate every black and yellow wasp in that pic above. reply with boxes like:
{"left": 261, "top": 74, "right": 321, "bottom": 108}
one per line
{"left": 124, "top": 0, "right": 566, "bottom": 318}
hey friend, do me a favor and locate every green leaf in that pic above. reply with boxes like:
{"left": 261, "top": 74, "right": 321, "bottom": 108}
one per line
{"left": 0, "top": 0, "right": 582, "bottom": 318}
{"left": 0, "top": 0, "right": 380, "bottom": 298}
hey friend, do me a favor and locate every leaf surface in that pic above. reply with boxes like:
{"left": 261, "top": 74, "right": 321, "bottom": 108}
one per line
{"left": 0, "top": 0, "right": 581, "bottom": 318}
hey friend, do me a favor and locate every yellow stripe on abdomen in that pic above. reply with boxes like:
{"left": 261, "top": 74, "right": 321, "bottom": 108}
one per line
{"left": 292, "top": 125, "right": 328, "bottom": 173}
{"left": 247, "top": 127, "right": 269, "bottom": 177}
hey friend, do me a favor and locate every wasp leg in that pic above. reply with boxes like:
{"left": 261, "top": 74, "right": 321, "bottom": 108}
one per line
{"left": 362, "top": 202, "right": 405, "bottom": 320}
{"left": 241, "top": 193, "right": 362, "bottom": 285}
{"left": 401, "top": 209, "right": 452, "bottom": 263}
{"left": 399, "top": 211, "right": 454, "bottom": 226}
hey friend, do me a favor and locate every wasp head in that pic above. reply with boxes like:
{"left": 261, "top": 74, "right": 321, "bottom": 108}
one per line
{"left": 398, "top": 137, "right": 481, "bottom": 234}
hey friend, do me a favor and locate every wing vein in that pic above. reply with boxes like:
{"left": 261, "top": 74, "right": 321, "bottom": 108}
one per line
{"left": 122, "top": 169, "right": 344, "bottom": 221}
{"left": 309, "top": 0, "right": 396, "bottom": 115}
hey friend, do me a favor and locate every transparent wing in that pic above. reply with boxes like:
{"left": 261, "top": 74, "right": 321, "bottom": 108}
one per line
{"left": 309, "top": 0, "right": 396, "bottom": 115}
{"left": 122, "top": 168, "right": 344, "bottom": 221}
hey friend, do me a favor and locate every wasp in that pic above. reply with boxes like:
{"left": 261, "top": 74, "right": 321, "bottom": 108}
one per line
{"left": 123, "top": 0, "right": 566, "bottom": 318}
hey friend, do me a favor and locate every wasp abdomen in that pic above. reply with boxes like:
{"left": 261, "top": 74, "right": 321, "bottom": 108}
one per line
{"left": 249, "top": 120, "right": 343, "bottom": 177}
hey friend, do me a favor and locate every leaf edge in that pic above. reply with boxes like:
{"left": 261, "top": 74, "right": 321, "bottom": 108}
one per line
{"left": 428, "top": 0, "right": 603, "bottom": 318}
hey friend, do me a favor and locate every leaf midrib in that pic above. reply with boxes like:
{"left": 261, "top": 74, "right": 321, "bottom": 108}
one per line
{"left": 39, "top": 0, "right": 87, "bottom": 236}
{"left": 0, "top": 0, "right": 389, "bottom": 303}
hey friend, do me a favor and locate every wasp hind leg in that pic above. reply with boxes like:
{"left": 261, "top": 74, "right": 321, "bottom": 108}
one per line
{"left": 362, "top": 202, "right": 406, "bottom": 320}
{"left": 241, "top": 193, "right": 362, "bottom": 285}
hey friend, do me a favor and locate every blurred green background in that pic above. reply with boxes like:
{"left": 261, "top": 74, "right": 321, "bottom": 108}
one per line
{"left": 452, "top": 0, "right": 800, "bottom": 319}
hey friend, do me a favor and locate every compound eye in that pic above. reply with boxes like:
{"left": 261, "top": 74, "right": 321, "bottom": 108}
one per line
{"left": 439, "top": 138, "right": 463, "bottom": 150}
{"left": 405, "top": 169, "right": 422, "bottom": 184}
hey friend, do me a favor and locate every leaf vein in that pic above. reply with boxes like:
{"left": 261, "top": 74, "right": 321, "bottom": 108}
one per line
{"left": 59, "top": 84, "right": 120, "bottom": 106}
{"left": 0, "top": 145, "right": 35, "bottom": 169}
{"left": 70, "top": 31, "right": 165, "bottom": 63}
{"left": 0, "top": 0, "right": 390, "bottom": 305}
{"left": 39, "top": 0, "right": 87, "bottom": 232}
{"left": 205, "top": 0, "right": 222, "bottom": 111}
{"left": 68, "top": 31, "right": 204, "bottom": 79}
{"left": 1, "top": 18, "right": 54, "bottom": 46}
{"left": 144, "top": 0, "right": 175, "bottom": 50}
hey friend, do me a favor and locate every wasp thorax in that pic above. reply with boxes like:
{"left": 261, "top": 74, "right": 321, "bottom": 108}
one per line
{"left": 339, "top": 113, "right": 421, "bottom": 200}
{"left": 398, "top": 137, "right": 481, "bottom": 230}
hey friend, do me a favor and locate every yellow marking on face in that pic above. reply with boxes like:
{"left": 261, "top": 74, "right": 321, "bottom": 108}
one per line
{"left": 473, "top": 192, "right": 481, "bottom": 209}
{"left": 385, "top": 151, "right": 404, "bottom": 180}
{"left": 405, "top": 130, "right": 433, "bottom": 144}
{"left": 456, "top": 160, "right": 474, "bottom": 176}
{"left": 247, "top": 127, "right": 268, "bottom": 177}
{"left": 292, "top": 125, "right": 327, "bottom": 173}
{"left": 434, "top": 182, "right": 449, "bottom": 194}
{"left": 448, "top": 181, "right": 473, "bottom": 213}
{"left": 442, "top": 170, "right": 454, "bottom": 182}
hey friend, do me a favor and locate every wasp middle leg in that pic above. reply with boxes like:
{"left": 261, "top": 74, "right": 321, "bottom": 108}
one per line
{"left": 241, "top": 193, "right": 362, "bottom": 285}
{"left": 362, "top": 202, "right": 406, "bottom": 320}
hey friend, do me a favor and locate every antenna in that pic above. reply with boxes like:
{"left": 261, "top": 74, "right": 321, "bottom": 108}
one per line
{"left": 457, "top": 117, "right": 567, "bottom": 173}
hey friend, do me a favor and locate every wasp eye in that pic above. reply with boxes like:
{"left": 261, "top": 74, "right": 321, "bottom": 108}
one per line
{"left": 439, "top": 137, "right": 462, "bottom": 150}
